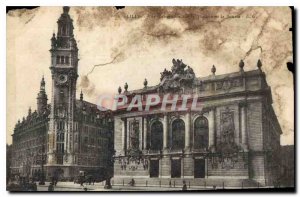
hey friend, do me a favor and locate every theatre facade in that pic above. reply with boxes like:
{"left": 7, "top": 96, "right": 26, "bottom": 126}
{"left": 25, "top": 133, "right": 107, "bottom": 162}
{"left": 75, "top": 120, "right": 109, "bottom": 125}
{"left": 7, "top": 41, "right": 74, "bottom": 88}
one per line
{"left": 112, "top": 59, "right": 282, "bottom": 186}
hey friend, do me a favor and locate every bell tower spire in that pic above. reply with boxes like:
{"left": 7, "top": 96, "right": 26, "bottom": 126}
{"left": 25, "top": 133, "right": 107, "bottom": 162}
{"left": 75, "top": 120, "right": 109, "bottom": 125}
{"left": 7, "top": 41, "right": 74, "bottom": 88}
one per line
{"left": 37, "top": 76, "right": 48, "bottom": 114}
{"left": 48, "top": 6, "right": 78, "bottom": 165}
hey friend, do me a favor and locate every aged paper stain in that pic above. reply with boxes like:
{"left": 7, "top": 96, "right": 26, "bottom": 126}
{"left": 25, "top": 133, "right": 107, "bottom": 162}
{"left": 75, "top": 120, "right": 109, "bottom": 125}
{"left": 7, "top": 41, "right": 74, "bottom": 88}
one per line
{"left": 6, "top": 6, "right": 293, "bottom": 145}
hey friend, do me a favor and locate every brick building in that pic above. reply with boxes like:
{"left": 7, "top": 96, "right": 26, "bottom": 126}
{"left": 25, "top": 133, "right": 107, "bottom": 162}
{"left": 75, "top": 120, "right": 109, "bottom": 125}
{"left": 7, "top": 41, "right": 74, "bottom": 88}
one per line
{"left": 112, "top": 58, "right": 282, "bottom": 187}
{"left": 10, "top": 7, "right": 114, "bottom": 180}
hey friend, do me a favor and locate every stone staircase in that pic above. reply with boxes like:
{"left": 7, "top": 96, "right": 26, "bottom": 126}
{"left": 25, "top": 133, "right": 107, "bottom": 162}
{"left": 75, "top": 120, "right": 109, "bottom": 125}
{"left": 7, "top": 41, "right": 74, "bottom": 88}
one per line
{"left": 111, "top": 177, "right": 259, "bottom": 189}
{"left": 114, "top": 163, "right": 148, "bottom": 177}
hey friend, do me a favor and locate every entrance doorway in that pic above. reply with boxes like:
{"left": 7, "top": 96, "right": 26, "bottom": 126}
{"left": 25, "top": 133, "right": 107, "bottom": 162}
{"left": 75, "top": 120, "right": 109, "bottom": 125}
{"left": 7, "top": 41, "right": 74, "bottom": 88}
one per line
{"left": 150, "top": 160, "right": 159, "bottom": 178}
{"left": 171, "top": 159, "right": 181, "bottom": 178}
{"left": 194, "top": 159, "right": 206, "bottom": 178}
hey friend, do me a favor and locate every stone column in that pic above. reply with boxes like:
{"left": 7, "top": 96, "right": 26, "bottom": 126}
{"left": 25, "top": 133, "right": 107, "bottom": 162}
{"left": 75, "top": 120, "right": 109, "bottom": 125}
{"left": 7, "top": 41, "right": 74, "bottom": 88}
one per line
{"left": 143, "top": 117, "right": 148, "bottom": 150}
{"left": 208, "top": 107, "right": 216, "bottom": 151}
{"left": 127, "top": 120, "right": 130, "bottom": 149}
{"left": 163, "top": 114, "right": 168, "bottom": 149}
{"left": 139, "top": 118, "right": 143, "bottom": 150}
{"left": 121, "top": 118, "right": 127, "bottom": 154}
{"left": 185, "top": 111, "right": 191, "bottom": 149}
{"left": 161, "top": 156, "right": 171, "bottom": 178}
{"left": 241, "top": 104, "right": 248, "bottom": 151}
{"left": 183, "top": 154, "right": 194, "bottom": 178}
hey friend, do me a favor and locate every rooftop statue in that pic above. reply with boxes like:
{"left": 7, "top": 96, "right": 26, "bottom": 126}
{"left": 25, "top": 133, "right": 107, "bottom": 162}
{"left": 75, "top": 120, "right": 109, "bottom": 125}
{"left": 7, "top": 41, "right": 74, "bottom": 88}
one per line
{"left": 160, "top": 68, "right": 172, "bottom": 81}
{"left": 171, "top": 58, "right": 186, "bottom": 75}
{"left": 159, "top": 59, "right": 195, "bottom": 92}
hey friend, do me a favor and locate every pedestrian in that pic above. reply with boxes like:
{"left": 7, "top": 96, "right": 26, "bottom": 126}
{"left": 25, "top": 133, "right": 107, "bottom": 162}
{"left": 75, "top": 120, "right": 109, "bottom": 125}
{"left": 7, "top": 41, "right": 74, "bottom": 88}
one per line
{"left": 51, "top": 177, "right": 55, "bottom": 186}
{"left": 169, "top": 180, "right": 172, "bottom": 188}
{"left": 128, "top": 178, "right": 135, "bottom": 186}
{"left": 182, "top": 180, "right": 187, "bottom": 191}
{"left": 48, "top": 182, "right": 54, "bottom": 191}
{"left": 32, "top": 182, "right": 37, "bottom": 191}
{"left": 80, "top": 176, "right": 84, "bottom": 186}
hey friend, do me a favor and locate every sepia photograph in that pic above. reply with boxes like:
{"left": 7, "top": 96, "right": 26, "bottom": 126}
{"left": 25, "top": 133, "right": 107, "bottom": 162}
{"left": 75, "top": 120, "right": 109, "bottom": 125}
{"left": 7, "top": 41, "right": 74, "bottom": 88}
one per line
{"left": 6, "top": 5, "right": 295, "bottom": 192}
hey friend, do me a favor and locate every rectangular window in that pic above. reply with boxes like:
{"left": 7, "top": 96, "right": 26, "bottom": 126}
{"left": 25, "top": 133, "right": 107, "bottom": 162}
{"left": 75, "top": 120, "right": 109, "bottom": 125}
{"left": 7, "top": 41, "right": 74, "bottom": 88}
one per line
{"left": 56, "top": 56, "right": 60, "bottom": 64}
{"left": 61, "top": 56, "right": 65, "bottom": 64}
{"left": 56, "top": 143, "right": 64, "bottom": 153}
{"left": 65, "top": 56, "right": 69, "bottom": 64}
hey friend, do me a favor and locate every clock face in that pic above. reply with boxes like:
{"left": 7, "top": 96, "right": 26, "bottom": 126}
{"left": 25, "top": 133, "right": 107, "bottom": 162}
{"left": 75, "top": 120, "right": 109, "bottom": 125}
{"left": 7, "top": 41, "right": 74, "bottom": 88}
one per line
{"left": 58, "top": 74, "right": 68, "bottom": 84}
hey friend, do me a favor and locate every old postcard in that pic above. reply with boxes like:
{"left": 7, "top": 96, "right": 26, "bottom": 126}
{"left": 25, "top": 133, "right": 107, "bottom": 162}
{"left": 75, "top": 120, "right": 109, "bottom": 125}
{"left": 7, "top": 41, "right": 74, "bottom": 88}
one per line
{"left": 6, "top": 6, "right": 294, "bottom": 191}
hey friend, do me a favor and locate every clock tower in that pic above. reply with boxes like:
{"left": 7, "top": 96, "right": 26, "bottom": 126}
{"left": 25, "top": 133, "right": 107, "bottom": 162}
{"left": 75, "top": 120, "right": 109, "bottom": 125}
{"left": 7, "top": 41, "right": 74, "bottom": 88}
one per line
{"left": 48, "top": 6, "right": 78, "bottom": 166}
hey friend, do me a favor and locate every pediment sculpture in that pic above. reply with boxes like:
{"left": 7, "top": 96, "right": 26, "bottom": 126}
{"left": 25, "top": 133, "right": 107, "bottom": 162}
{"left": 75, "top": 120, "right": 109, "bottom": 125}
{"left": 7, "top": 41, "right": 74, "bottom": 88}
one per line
{"left": 159, "top": 59, "right": 196, "bottom": 92}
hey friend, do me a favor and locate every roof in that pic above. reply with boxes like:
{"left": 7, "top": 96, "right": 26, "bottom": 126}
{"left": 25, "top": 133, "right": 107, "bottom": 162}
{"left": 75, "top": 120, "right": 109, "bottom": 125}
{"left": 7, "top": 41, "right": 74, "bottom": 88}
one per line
{"left": 123, "top": 69, "right": 264, "bottom": 95}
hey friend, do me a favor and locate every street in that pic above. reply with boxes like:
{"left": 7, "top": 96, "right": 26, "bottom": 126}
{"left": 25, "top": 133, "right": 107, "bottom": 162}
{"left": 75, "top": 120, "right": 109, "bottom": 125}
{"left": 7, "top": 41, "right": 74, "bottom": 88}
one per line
{"left": 36, "top": 181, "right": 271, "bottom": 191}
{"left": 36, "top": 181, "right": 208, "bottom": 191}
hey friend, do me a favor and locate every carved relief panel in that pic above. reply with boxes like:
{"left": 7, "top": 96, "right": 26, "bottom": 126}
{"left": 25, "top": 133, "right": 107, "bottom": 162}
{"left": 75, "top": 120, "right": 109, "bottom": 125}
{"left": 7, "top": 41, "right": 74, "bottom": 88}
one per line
{"left": 129, "top": 119, "right": 140, "bottom": 150}
{"left": 217, "top": 106, "right": 239, "bottom": 154}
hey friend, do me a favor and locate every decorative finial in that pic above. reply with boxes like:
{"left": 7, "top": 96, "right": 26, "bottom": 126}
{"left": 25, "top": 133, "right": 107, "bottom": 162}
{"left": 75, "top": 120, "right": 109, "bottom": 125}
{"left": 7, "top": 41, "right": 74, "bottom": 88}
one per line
{"left": 41, "top": 75, "right": 45, "bottom": 84}
{"left": 51, "top": 33, "right": 56, "bottom": 48}
{"left": 63, "top": 6, "right": 70, "bottom": 14}
{"left": 40, "top": 76, "right": 45, "bottom": 91}
{"left": 144, "top": 78, "right": 148, "bottom": 88}
{"left": 239, "top": 60, "right": 244, "bottom": 71}
{"left": 80, "top": 90, "right": 83, "bottom": 101}
{"left": 257, "top": 59, "right": 262, "bottom": 70}
{"left": 28, "top": 107, "right": 32, "bottom": 115}
{"left": 211, "top": 65, "right": 216, "bottom": 75}
{"left": 118, "top": 86, "right": 122, "bottom": 94}
{"left": 124, "top": 82, "right": 128, "bottom": 92}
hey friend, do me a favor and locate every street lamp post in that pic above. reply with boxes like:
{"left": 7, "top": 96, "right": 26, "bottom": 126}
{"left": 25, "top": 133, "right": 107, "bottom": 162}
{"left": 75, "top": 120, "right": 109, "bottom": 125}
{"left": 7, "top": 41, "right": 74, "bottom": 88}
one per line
{"left": 104, "top": 155, "right": 114, "bottom": 189}
{"left": 104, "top": 123, "right": 114, "bottom": 189}
{"left": 39, "top": 134, "right": 46, "bottom": 185}
{"left": 104, "top": 151, "right": 112, "bottom": 189}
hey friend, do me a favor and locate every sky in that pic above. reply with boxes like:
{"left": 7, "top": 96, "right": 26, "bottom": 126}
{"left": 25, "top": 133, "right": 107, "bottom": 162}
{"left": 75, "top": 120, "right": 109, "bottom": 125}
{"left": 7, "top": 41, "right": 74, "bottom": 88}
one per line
{"left": 7, "top": 6, "right": 294, "bottom": 145}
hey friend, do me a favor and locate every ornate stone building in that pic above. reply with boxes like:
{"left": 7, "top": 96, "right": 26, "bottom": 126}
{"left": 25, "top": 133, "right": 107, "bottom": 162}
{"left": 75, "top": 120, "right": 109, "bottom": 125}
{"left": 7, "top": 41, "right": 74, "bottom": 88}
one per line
{"left": 279, "top": 145, "right": 294, "bottom": 187}
{"left": 113, "top": 59, "right": 282, "bottom": 187}
{"left": 10, "top": 7, "right": 114, "bottom": 180}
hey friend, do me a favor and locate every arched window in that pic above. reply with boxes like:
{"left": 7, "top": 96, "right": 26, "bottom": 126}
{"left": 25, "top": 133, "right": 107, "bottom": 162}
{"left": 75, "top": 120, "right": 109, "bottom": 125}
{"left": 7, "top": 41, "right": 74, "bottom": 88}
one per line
{"left": 194, "top": 116, "right": 208, "bottom": 149}
{"left": 172, "top": 119, "right": 185, "bottom": 149}
{"left": 62, "top": 25, "right": 67, "bottom": 36}
{"left": 56, "top": 132, "right": 64, "bottom": 142}
{"left": 150, "top": 121, "right": 163, "bottom": 150}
